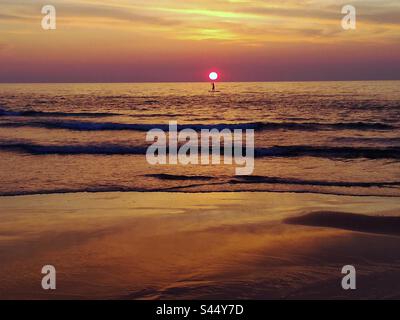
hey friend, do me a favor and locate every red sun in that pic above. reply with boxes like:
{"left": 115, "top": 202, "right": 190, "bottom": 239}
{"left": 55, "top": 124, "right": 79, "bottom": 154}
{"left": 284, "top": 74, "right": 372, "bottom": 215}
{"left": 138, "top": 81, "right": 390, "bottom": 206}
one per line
{"left": 209, "top": 72, "right": 219, "bottom": 81}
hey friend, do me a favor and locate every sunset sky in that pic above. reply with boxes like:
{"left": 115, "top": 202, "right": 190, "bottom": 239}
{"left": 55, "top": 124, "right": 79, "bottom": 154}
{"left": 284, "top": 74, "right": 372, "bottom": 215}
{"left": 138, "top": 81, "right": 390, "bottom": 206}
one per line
{"left": 1, "top": 0, "right": 399, "bottom": 82}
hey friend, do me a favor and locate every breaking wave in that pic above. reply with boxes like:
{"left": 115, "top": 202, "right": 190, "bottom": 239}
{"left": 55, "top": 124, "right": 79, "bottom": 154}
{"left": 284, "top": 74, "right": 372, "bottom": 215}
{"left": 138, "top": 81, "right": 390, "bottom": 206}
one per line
{"left": 1, "top": 142, "right": 399, "bottom": 159}
{"left": 0, "top": 107, "right": 120, "bottom": 118}
{"left": 0, "top": 119, "right": 395, "bottom": 132}
{"left": 1, "top": 174, "right": 399, "bottom": 197}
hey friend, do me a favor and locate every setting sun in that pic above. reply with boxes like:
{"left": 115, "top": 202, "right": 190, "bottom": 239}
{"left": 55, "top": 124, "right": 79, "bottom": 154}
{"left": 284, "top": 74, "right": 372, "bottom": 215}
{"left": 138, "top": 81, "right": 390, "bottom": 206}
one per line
{"left": 209, "top": 72, "right": 219, "bottom": 81}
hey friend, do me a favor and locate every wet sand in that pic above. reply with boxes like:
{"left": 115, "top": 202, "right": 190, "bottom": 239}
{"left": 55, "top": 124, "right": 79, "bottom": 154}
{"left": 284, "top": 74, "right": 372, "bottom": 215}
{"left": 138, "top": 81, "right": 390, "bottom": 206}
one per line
{"left": 0, "top": 192, "right": 400, "bottom": 300}
{"left": 286, "top": 211, "right": 400, "bottom": 236}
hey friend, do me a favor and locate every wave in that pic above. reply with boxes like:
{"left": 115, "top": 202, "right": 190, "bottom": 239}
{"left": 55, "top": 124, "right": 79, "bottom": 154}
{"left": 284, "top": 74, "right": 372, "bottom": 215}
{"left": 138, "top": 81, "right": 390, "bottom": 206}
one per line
{"left": 147, "top": 173, "right": 400, "bottom": 188}
{"left": 145, "top": 174, "right": 214, "bottom": 181}
{"left": 0, "top": 107, "right": 183, "bottom": 119}
{"left": 1, "top": 174, "right": 399, "bottom": 197}
{"left": 254, "top": 146, "right": 400, "bottom": 159}
{"left": 0, "top": 142, "right": 148, "bottom": 155}
{"left": 1, "top": 142, "right": 399, "bottom": 159}
{"left": 0, "top": 119, "right": 395, "bottom": 132}
{"left": 0, "top": 108, "right": 120, "bottom": 118}
{"left": 333, "top": 136, "right": 400, "bottom": 144}
{"left": 0, "top": 186, "right": 151, "bottom": 197}
{"left": 231, "top": 175, "right": 400, "bottom": 188}
{"left": 260, "top": 121, "right": 394, "bottom": 131}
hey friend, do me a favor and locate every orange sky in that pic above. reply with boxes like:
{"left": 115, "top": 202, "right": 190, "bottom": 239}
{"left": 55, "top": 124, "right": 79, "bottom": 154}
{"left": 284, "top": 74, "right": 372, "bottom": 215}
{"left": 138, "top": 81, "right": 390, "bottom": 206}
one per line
{"left": 1, "top": 0, "right": 400, "bottom": 82}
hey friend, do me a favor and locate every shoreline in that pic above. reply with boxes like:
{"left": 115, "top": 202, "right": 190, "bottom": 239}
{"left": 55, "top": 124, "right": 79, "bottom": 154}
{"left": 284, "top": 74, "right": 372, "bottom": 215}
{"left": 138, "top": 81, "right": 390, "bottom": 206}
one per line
{"left": 1, "top": 189, "right": 400, "bottom": 198}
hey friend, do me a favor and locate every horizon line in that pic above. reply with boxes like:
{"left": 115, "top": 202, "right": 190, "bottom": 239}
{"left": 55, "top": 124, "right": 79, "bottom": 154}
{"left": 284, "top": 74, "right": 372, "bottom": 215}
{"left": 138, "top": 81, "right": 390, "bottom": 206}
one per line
{"left": 1, "top": 79, "right": 399, "bottom": 85}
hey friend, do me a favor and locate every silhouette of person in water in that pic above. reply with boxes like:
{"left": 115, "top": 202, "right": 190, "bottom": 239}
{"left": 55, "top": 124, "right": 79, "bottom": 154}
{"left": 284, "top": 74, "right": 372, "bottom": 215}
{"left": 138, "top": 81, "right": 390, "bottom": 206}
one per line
{"left": 211, "top": 82, "right": 216, "bottom": 92}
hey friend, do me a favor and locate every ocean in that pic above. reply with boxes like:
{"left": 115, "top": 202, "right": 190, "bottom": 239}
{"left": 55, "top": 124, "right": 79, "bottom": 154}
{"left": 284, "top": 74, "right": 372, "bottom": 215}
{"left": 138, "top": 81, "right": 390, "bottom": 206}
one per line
{"left": 0, "top": 81, "right": 399, "bottom": 197}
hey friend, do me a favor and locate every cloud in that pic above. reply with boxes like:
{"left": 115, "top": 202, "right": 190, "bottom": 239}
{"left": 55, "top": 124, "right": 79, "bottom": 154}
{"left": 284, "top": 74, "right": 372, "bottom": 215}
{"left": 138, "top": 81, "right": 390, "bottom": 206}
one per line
{"left": 0, "top": 13, "right": 35, "bottom": 22}
{"left": 0, "top": 0, "right": 399, "bottom": 45}
{"left": 58, "top": 2, "right": 182, "bottom": 26}
{"left": 0, "top": 0, "right": 181, "bottom": 27}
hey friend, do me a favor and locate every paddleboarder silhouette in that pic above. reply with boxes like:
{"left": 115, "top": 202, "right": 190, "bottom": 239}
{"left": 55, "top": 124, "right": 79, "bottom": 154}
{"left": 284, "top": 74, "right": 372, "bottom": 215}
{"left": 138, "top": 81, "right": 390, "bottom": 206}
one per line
{"left": 209, "top": 72, "right": 218, "bottom": 92}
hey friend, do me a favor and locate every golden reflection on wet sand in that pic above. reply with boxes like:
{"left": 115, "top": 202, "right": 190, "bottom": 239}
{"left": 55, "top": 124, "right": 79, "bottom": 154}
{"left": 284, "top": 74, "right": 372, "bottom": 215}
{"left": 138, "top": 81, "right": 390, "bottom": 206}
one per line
{"left": 0, "top": 192, "right": 400, "bottom": 299}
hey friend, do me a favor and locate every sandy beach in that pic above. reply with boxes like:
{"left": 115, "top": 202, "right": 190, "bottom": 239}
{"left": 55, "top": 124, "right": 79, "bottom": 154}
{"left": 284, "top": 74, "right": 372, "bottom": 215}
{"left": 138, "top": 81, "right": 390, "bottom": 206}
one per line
{"left": 2, "top": 0, "right": 400, "bottom": 305}
{"left": 1, "top": 191, "right": 400, "bottom": 300}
